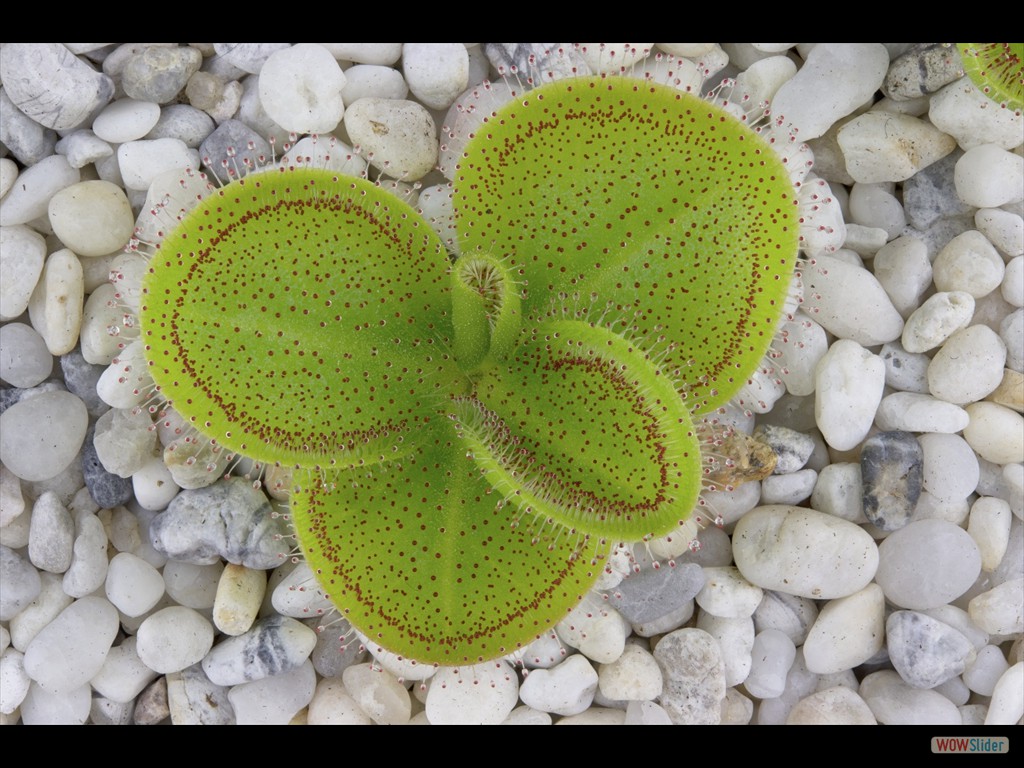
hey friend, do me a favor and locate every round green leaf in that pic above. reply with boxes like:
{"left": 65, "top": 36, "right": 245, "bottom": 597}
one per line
{"left": 453, "top": 75, "right": 800, "bottom": 413}
{"left": 141, "top": 169, "right": 458, "bottom": 469}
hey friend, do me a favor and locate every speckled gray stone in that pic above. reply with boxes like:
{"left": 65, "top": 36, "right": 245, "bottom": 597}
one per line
{"left": 604, "top": 549, "right": 705, "bottom": 625}
{"left": 0, "top": 544, "right": 42, "bottom": 620}
{"left": 887, "top": 610, "right": 974, "bottom": 688}
{"left": 201, "top": 615, "right": 317, "bottom": 686}
{"left": 198, "top": 119, "right": 272, "bottom": 181}
{"left": 484, "top": 43, "right": 590, "bottom": 78}
{"left": 884, "top": 44, "right": 964, "bottom": 100}
{"left": 0, "top": 89, "right": 57, "bottom": 166}
{"left": 145, "top": 104, "right": 215, "bottom": 148}
{"left": 754, "top": 424, "right": 815, "bottom": 474}
{"left": 60, "top": 346, "right": 107, "bottom": 417}
{"left": 121, "top": 46, "right": 202, "bottom": 105}
{"left": 81, "top": 425, "right": 133, "bottom": 510}
{"left": 902, "top": 149, "right": 971, "bottom": 231}
{"left": 653, "top": 628, "right": 726, "bottom": 725}
{"left": 149, "top": 477, "right": 291, "bottom": 569}
{"left": 133, "top": 676, "right": 169, "bottom": 725}
{"left": 861, "top": 431, "right": 923, "bottom": 531}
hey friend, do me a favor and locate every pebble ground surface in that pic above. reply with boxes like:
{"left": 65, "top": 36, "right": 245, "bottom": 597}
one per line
{"left": 0, "top": 43, "right": 1022, "bottom": 727}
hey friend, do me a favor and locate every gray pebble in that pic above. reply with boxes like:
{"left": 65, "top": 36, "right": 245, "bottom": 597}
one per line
{"left": 308, "top": 616, "right": 368, "bottom": 679}
{"left": 60, "top": 346, "right": 108, "bottom": 417}
{"left": 133, "top": 676, "right": 170, "bottom": 725}
{"left": 81, "top": 425, "right": 133, "bottom": 509}
{"left": 0, "top": 544, "right": 42, "bottom": 620}
{"left": 884, "top": 43, "right": 964, "bottom": 100}
{"left": 0, "top": 381, "right": 66, "bottom": 416}
{"left": 122, "top": 46, "right": 202, "bottom": 105}
{"left": 0, "top": 88, "right": 57, "bottom": 166}
{"left": 604, "top": 548, "right": 705, "bottom": 625}
{"left": 887, "top": 610, "right": 974, "bottom": 688}
{"left": 213, "top": 43, "right": 290, "bottom": 75}
{"left": 754, "top": 424, "right": 815, "bottom": 474}
{"left": 199, "top": 119, "right": 271, "bottom": 181}
{"left": 484, "top": 43, "right": 589, "bottom": 79}
{"left": 902, "top": 149, "right": 971, "bottom": 231}
{"left": 27, "top": 490, "right": 74, "bottom": 573}
{"left": 145, "top": 104, "right": 215, "bottom": 148}
{"left": 653, "top": 628, "right": 726, "bottom": 724}
{"left": 0, "top": 43, "right": 114, "bottom": 131}
{"left": 201, "top": 615, "right": 317, "bottom": 686}
{"left": 861, "top": 431, "right": 923, "bottom": 531}
{"left": 166, "top": 662, "right": 235, "bottom": 725}
{"left": 150, "top": 476, "right": 291, "bottom": 569}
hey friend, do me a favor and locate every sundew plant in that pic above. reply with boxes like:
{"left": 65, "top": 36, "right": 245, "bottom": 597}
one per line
{"left": 130, "top": 47, "right": 810, "bottom": 666}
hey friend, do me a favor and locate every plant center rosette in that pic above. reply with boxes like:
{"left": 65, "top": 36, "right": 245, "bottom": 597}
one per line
{"left": 134, "top": 69, "right": 806, "bottom": 666}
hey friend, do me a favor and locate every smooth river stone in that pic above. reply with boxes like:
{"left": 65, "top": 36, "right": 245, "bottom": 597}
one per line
{"left": 201, "top": 615, "right": 317, "bottom": 686}
{"left": 875, "top": 519, "right": 982, "bottom": 610}
{"left": 886, "top": 610, "right": 974, "bottom": 688}
{"left": 802, "top": 583, "right": 885, "bottom": 675}
{"left": 654, "top": 628, "right": 726, "bottom": 724}
{"left": 22, "top": 595, "right": 119, "bottom": 693}
{"left": 0, "top": 391, "right": 88, "bottom": 482}
{"left": 860, "top": 431, "right": 923, "bottom": 531}
{"left": 732, "top": 505, "right": 879, "bottom": 599}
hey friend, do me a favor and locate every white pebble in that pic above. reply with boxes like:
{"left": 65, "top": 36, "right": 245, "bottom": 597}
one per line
{"left": 342, "top": 662, "right": 411, "bottom": 725}
{"left": 930, "top": 77, "right": 1024, "bottom": 150}
{"left": 815, "top": 339, "right": 886, "bottom": 451}
{"left": 321, "top": 43, "right": 403, "bottom": 66}
{"left": 920, "top": 433, "right": 980, "bottom": 503}
{"left": 0, "top": 323, "right": 53, "bottom": 388}
{"left": 802, "top": 256, "right": 904, "bottom": 345}
{"left": 771, "top": 43, "right": 888, "bottom": 141}
{"left": 0, "top": 649, "right": 30, "bottom": 715}
{"left": 27, "top": 491, "right": 73, "bottom": 574}
{"left": 977, "top": 209, "right": 1024, "bottom": 258}
{"left": 1001, "top": 309, "right": 1023, "bottom": 371}
{"left": 425, "top": 660, "right": 519, "bottom": 725}
{"left": 732, "top": 505, "right": 879, "bottom": 599}
{"left": 875, "top": 392, "right": 969, "bottom": 433}
{"left": 760, "top": 468, "right": 818, "bottom": 506}
{"left": 597, "top": 643, "right": 663, "bottom": 701}
{"left": 838, "top": 111, "right": 955, "bottom": 183}
{"left": 0, "top": 391, "right": 88, "bottom": 482}
{"left": 162, "top": 560, "right": 222, "bottom": 609}
{"left": 0, "top": 154, "right": 80, "bottom": 227}
{"left": 695, "top": 566, "right": 763, "bottom": 619}
{"left": 519, "top": 654, "right": 598, "bottom": 716}
{"left": 696, "top": 613, "right": 753, "bottom": 687}
{"left": 810, "top": 463, "right": 865, "bottom": 523}
{"left": 0, "top": 224, "right": 46, "bottom": 321}
{"left": 902, "top": 291, "right": 975, "bottom": 353}
{"left": 403, "top": 43, "right": 469, "bottom": 111}
{"left": 0, "top": 158, "right": 17, "bottom": 197}
{"left": 849, "top": 183, "right": 906, "bottom": 239}
{"left": 271, "top": 560, "right": 334, "bottom": 619}
{"left": 306, "top": 678, "right": 373, "bottom": 725}
{"left": 47, "top": 180, "right": 135, "bottom": 257}
{"left": 340, "top": 64, "right": 408, "bottom": 103}
{"left": 985, "top": 662, "right": 1024, "bottom": 725}
{"left": 744, "top": 629, "right": 796, "bottom": 699}
{"left": 556, "top": 593, "right": 630, "bottom": 663}
{"left": 933, "top": 230, "right": 1006, "bottom": 298}
{"left": 928, "top": 325, "right": 1007, "bottom": 405}
{"left": 876, "top": 519, "right": 982, "bottom": 610}
{"left": 27, "top": 249, "right": 83, "bottom": 356}
{"left": 55, "top": 130, "right": 113, "bottom": 169}
{"left": 774, "top": 312, "right": 828, "bottom": 396}
{"left": 19, "top": 682, "right": 91, "bottom": 725}
{"left": 860, "top": 669, "right": 960, "bottom": 724}
{"left": 96, "top": 340, "right": 151, "bottom": 410}
{"left": 258, "top": 44, "right": 346, "bottom": 134}
{"left": 136, "top": 606, "right": 214, "bottom": 674}
{"left": 963, "top": 645, "right": 1010, "bottom": 696}
{"left": 787, "top": 686, "right": 876, "bottom": 724}
{"left": 803, "top": 584, "right": 885, "bottom": 674}
{"left": 734, "top": 55, "right": 797, "bottom": 106}
{"left": 62, "top": 513, "right": 108, "bottom": 598}
{"left": 963, "top": 402, "right": 1024, "bottom": 464}
{"left": 89, "top": 635, "right": 159, "bottom": 704}
{"left": 105, "top": 552, "right": 164, "bottom": 617}
{"left": 969, "top": 579, "right": 1024, "bottom": 636}
{"left": 955, "top": 144, "right": 1024, "bottom": 209}
{"left": 345, "top": 98, "right": 439, "bottom": 181}
{"left": 227, "top": 658, "right": 316, "bottom": 725}
{"left": 117, "top": 138, "right": 200, "bottom": 191}
{"left": 92, "top": 98, "right": 161, "bottom": 143}
{"left": 93, "top": 406, "right": 157, "bottom": 479}
{"left": 23, "top": 596, "right": 119, "bottom": 693}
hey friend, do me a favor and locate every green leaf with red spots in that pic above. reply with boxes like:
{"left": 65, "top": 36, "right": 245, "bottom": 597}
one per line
{"left": 453, "top": 75, "right": 800, "bottom": 414}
